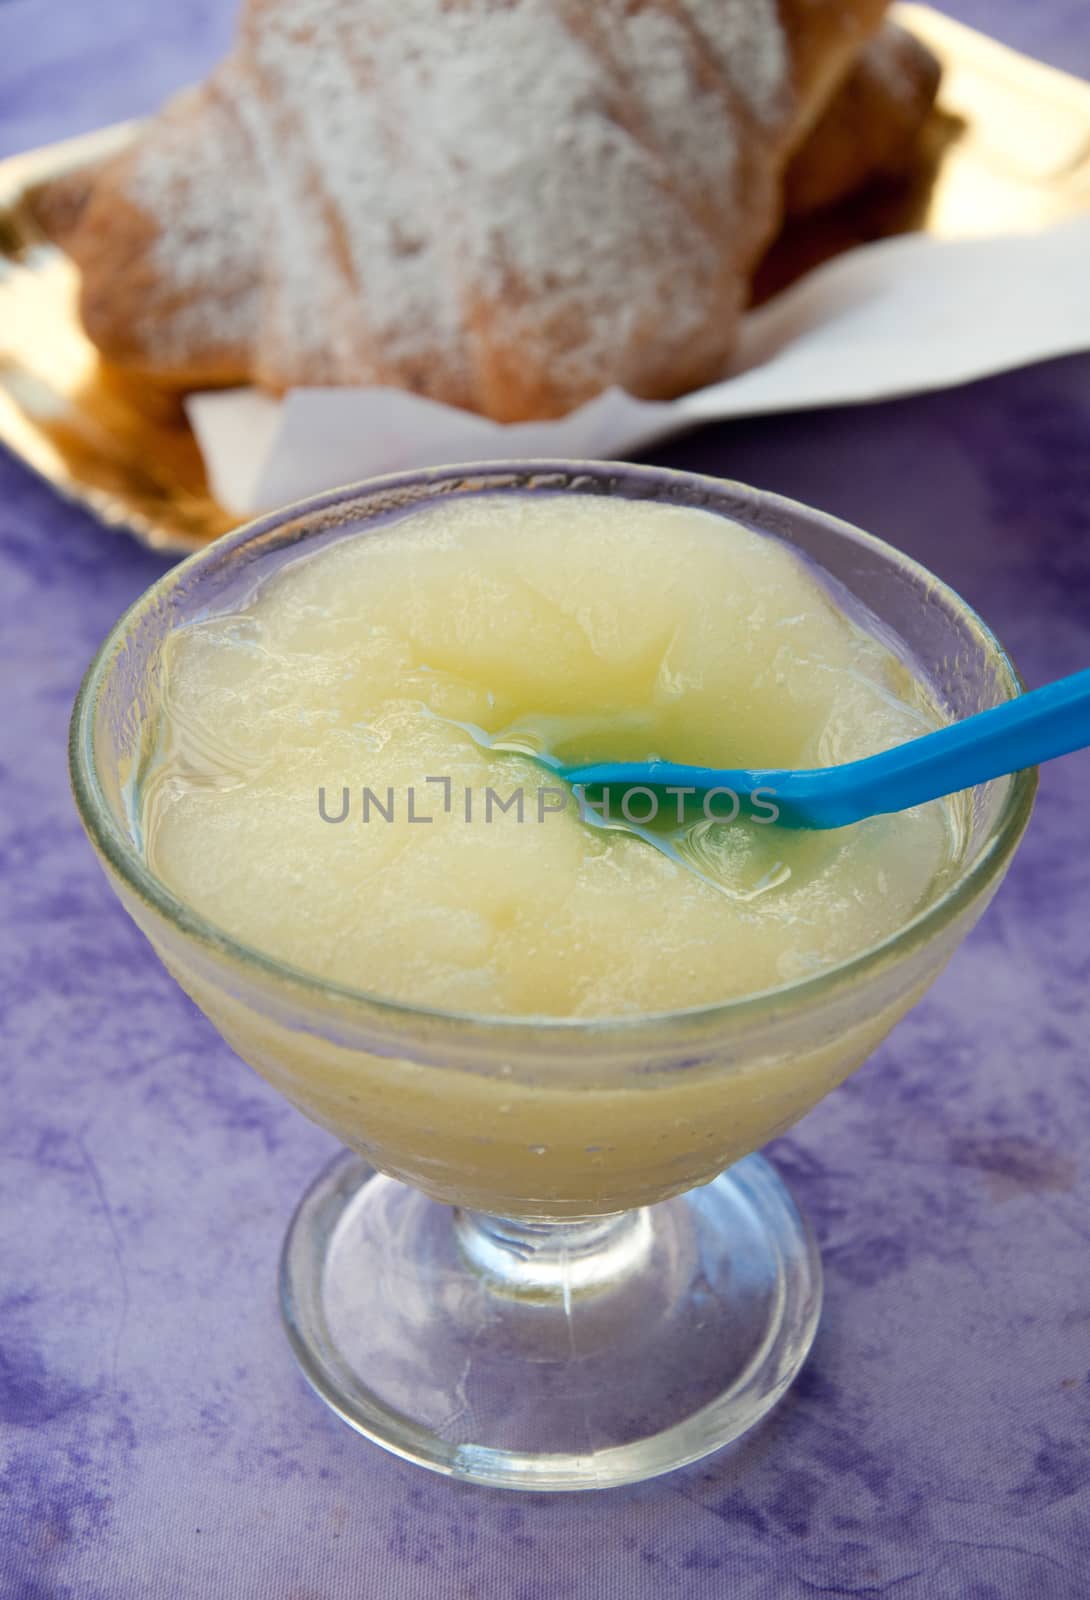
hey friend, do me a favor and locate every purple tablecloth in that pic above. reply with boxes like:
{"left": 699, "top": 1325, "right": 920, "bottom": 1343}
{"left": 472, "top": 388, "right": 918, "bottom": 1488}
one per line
{"left": 3, "top": 5, "right": 1089, "bottom": 1597}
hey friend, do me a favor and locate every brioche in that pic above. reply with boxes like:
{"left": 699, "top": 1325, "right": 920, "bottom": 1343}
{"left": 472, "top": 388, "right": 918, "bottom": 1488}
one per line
{"left": 36, "top": 1, "right": 939, "bottom": 421}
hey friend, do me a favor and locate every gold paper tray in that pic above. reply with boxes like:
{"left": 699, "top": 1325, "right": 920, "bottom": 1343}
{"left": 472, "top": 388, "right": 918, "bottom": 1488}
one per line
{"left": 2, "top": 5, "right": 1089, "bottom": 555}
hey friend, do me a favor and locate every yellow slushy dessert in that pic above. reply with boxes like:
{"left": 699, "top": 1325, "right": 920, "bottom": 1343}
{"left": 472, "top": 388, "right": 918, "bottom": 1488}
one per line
{"left": 135, "top": 493, "right": 960, "bottom": 1020}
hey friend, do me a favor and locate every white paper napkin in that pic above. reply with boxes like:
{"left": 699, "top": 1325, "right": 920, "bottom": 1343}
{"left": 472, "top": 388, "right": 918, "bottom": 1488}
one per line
{"left": 187, "top": 216, "right": 1090, "bottom": 516}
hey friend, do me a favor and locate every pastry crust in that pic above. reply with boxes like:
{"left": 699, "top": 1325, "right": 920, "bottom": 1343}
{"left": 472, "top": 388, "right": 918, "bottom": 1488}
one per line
{"left": 784, "top": 22, "right": 944, "bottom": 216}
{"left": 34, "top": 1, "right": 939, "bottom": 420}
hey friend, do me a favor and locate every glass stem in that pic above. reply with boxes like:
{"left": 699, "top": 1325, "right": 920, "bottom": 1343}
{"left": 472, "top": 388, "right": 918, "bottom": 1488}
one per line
{"left": 453, "top": 1207, "right": 654, "bottom": 1298}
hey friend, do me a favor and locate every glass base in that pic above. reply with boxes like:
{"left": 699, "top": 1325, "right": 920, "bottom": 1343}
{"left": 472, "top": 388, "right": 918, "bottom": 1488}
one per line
{"left": 279, "top": 1150, "right": 822, "bottom": 1491}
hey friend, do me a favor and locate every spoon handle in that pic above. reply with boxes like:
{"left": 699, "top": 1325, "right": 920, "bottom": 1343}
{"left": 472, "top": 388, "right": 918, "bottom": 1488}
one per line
{"left": 821, "top": 665, "right": 1090, "bottom": 822}
{"left": 560, "top": 668, "right": 1090, "bottom": 830}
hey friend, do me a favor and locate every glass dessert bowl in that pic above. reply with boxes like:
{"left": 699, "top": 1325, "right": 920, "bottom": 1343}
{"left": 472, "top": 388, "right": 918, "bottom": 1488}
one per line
{"left": 69, "top": 462, "right": 1035, "bottom": 1491}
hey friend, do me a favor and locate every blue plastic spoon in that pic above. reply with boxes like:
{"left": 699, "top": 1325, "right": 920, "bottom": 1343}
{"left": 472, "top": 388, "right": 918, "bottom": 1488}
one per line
{"left": 557, "top": 667, "right": 1090, "bottom": 829}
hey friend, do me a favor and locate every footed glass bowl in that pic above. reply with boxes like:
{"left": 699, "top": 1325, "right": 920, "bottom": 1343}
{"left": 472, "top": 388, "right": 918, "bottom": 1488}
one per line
{"left": 69, "top": 462, "right": 1035, "bottom": 1490}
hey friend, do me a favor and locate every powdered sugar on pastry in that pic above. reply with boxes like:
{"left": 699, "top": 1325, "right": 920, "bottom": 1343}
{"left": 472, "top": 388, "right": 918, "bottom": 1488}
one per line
{"left": 124, "top": 100, "right": 256, "bottom": 366}
{"left": 47, "top": 0, "right": 903, "bottom": 418}
{"left": 228, "top": 0, "right": 787, "bottom": 409}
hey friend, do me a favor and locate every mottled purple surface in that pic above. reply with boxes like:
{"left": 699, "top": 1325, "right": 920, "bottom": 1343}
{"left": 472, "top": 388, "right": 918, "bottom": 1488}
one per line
{"left": 2, "top": 3, "right": 1090, "bottom": 1596}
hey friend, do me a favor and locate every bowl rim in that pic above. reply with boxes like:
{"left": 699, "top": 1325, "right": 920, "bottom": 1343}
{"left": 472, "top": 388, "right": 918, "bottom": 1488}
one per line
{"left": 68, "top": 458, "right": 1038, "bottom": 1039}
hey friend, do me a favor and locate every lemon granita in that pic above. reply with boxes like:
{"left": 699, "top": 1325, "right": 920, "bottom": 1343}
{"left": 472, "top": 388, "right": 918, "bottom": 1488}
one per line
{"left": 133, "top": 492, "right": 959, "bottom": 1019}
